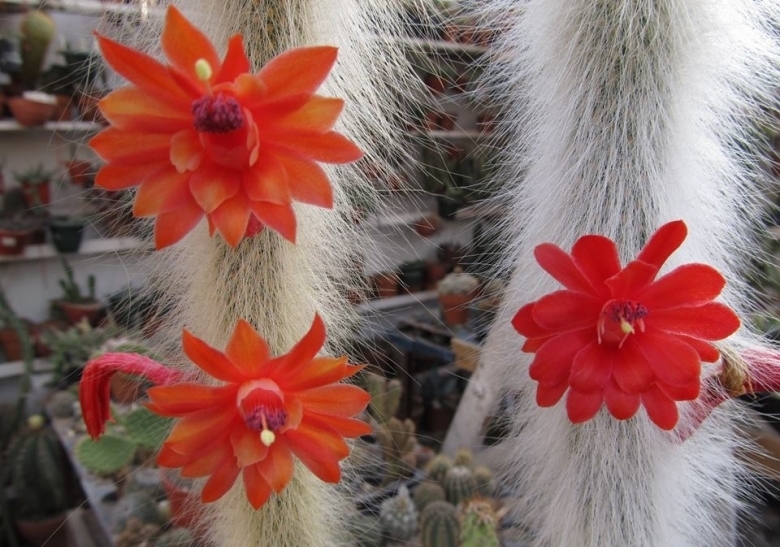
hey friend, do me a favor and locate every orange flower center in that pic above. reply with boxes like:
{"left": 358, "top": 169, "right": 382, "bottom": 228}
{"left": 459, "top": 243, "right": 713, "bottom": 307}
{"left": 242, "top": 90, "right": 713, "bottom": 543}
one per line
{"left": 192, "top": 93, "right": 245, "bottom": 133}
{"left": 597, "top": 299, "right": 648, "bottom": 347}
{"left": 237, "top": 379, "right": 287, "bottom": 446}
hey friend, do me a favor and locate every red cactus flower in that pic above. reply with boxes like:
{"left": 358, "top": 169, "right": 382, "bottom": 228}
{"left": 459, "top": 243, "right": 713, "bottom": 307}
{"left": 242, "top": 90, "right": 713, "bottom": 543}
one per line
{"left": 512, "top": 220, "right": 740, "bottom": 430}
{"left": 90, "top": 6, "right": 362, "bottom": 249}
{"left": 79, "top": 315, "right": 371, "bottom": 509}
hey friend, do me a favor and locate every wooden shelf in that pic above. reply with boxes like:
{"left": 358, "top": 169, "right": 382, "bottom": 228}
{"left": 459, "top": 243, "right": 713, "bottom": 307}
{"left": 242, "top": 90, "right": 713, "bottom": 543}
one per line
{"left": 0, "top": 236, "right": 150, "bottom": 263}
{"left": 0, "top": 0, "right": 163, "bottom": 17}
{"left": 0, "top": 119, "right": 103, "bottom": 132}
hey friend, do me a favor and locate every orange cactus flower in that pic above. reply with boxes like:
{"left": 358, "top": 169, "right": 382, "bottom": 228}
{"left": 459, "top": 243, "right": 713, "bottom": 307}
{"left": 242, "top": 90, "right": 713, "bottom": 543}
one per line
{"left": 90, "top": 6, "right": 363, "bottom": 249}
{"left": 78, "top": 315, "right": 371, "bottom": 509}
{"left": 512, "top": 220, "right": 740, "bottom": 430}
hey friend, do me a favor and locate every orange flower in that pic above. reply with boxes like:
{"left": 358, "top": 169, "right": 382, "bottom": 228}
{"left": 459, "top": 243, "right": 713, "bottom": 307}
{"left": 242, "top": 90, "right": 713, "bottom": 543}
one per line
{"left": 79, "top": 315, "right": 371, "bottom": 509}
{"left": 90, "top": 6, "right": 363, "bottom": 249}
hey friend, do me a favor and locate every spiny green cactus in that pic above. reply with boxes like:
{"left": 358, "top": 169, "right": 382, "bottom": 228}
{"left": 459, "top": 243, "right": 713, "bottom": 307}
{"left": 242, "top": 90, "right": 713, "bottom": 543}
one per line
{"left": 443, "top": 465, "right": 475, "bottom": 506}
{"left": 58, "top": 257, "right": 96, "bottom": 303}
{"left": 365, "top": 373, "right": 402, "bottom": 424}
{"left": 346, "top": 512, "right": 384, "bottom": 547}
{"left": 420, "top": 500, "right": 459, "bottom": 547}
{"left": 459, "top": 499, "right": 500, "bottom": 547}
{"left": 76, "top": 434, "right": 136, "bottom": 476}
{"left": 48, "top": 390, "right": 77, "bottom": 418}
{"left": 379, "top": 485, "right": 418, "bottom": 541}
{"left": 424, "top": 453, "right": 453, "bottom": 484}
{"left": 473, "top": 465, "right": 495, "bottom": 498}
{"left": 19, "top": 10, "right": 55, "bottom": 89}
{"left": 121, "top": 407, "right": 173, "bottom": 451}
{"left": 8, "top": 417, "right": 69, "bottom": 519}
{"left": 375, "top": 416, "right": 417, "bottom": 482}
{"left": 413, "top": 481, "right": 446, "bottom": 513}
{"left": 154, "top": 527, "right": 194, "bottom": 547}
{"left": 453, "top": 447, "right": 474, "bottom": 468}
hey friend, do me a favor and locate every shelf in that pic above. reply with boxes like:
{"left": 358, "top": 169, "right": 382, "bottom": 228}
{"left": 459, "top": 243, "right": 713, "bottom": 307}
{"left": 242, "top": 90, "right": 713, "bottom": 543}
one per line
{"left": 0, "top": 358, "right": 52, "bottom": 379}
{"left": 0, "top": 0, "right": 163, "bottom": 17}
{"left": 0, "top": 236, "right": 150, "bottom": 263}
{"left": 0, "top": 119, "right": 104, "bottom": 132}
{"left": 356, "top": 289, "right": 438, "bottom": 313}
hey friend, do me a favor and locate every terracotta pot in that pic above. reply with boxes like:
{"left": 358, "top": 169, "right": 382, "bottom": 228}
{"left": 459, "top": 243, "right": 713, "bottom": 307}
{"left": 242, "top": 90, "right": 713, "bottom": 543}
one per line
{"left": 161, "top": 469, "right": 201, "bottom": 530}
{"left": 59, "top": 300, "right": 104, "bottom": 326}
{"left": 14, "top": 512, "right": 70, "bottom": 547}
{"left": 413, "top": 215, "right": 440, "bottom": 237}
{"left": 7, "top": 96, "right": 55, "bottom": 127}
{"left": 424, "top": 261, "right": 448, "bottom": 290}
{"left": 0, "top": 320, "right": 32, "bottom": 361}
{"left": 53, "top": 95, "right": 73, "bottom": 122}
{"left": 438, "top": 291, "right": 476, "bottom": 327}
{"left": 65, "top": 160, "right": 93, "bottom": 186}
{"left": 0, "top": 228, "right": 32, "bottom": 256}
{"left": 372, "top": 271, "right": 398, "bottom": 299}
{"left": 20, "top": 180, "right": 51, "bottom": 208}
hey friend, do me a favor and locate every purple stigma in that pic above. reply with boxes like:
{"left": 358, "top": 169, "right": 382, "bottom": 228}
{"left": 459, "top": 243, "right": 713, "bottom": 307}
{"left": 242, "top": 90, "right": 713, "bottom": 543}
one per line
{"left": 192, "top": 94, "right": 244, "bottom": 133}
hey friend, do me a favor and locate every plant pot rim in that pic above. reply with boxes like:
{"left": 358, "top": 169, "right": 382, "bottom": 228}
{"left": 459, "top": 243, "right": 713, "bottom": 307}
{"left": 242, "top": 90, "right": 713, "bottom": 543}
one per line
{"left": 58, "top": 299, "right": 101, "bottom": 309}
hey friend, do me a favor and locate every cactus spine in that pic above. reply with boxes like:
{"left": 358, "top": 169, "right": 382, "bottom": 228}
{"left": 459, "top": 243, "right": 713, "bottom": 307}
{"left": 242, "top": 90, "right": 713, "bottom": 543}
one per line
{"left": 420, "top": 500, "right": 459, "bottom": 547}
{"left": 459, "top": 499, "right": 500, "bottom": 547}
{"left": 379, "top": 485, "right": 418, "bottom": 541}
{"left": 19, "top": 10, "right": 55, "bottom": 89}
{"left": 413, "top": 481, "right": 446, "bottom": 513}
{"left": 443, "top": 465, "right": 474, "bottom": 506}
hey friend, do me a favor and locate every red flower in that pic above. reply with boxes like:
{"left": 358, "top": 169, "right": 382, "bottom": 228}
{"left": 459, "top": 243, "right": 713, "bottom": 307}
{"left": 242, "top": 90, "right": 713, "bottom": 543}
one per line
{"left": 512, "top": 220, "right": 740, "bottom": 430}
{"left": 79, "top": 315, "right": 371, "bottom": 509}
{"left": 90, "top": 6, "right": 362, "bottom": 249}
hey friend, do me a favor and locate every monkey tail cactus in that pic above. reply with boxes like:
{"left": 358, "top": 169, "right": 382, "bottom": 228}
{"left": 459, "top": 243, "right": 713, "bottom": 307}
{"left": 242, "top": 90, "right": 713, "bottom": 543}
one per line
{"left": 443, "top": 465, "right": 475, "bottom": 507}
{"left": 19, "top": 10, "right": 55, "bottom": 89}
{"left": 459, "top": 499, "right": 500, "bottom": 547}
{"left": 379, "top": 485, "right": 418, "bottom": 542}
{"left": 420, "top": 500, "right": 459, "bottom": 547}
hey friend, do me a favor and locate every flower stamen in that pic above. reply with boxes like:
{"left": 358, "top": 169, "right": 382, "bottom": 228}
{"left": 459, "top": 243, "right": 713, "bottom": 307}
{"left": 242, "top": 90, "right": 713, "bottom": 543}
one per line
{"left": 192, "top": 93, "right": 245, "bottom": 133}
{"left": 597, "top": 300, "right": 648, "bottom": 347}
{"left": 194, "top": 58, "right": 213, "bottom": 82}
{"left": 238, "top": 381, "right": 287, "bottom": 447}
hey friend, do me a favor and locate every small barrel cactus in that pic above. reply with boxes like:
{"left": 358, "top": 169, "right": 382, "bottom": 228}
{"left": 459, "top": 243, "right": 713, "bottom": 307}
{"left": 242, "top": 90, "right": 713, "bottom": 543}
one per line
{"left": 453, "top": 447, "right": 474, "bottom": 468}
{"left": 48, "top": 389, "right": 77, "bottom": 418}
{"left": 424, "top": 453, "right": 452, "bottom": 484}
{"left": 460, "top": 499, "right": 500, "bottom": 547}
{"left": 420, "top": 501, "right": 459, "bottom": 547}
{"left": 473, "top": 465, "right": 495, "bottom": 498}
{"left": 444, "top": 465, "right": 475, "bottom": 506}
{"left": 347, "top": 512, "right": 384, "bottom": 547}
{"left": 379, "top": 485, "right": 418, "bottom": 541}
{"left": 437, "top": 269, "right": 479, "bottom": 295}
{"left": 154, "top": 527, "right": 194, "bottom": 547}
{"left": 413, "top": 481, "right": 446, "bottom": 513}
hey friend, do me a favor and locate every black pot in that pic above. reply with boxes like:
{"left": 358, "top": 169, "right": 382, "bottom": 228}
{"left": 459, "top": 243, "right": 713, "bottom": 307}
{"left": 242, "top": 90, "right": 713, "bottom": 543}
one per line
{"left": 48, "top": 218, "right": 84, "bottom": 254}
{"left": 399, "top": 260, "right": 426, "bottom": 293}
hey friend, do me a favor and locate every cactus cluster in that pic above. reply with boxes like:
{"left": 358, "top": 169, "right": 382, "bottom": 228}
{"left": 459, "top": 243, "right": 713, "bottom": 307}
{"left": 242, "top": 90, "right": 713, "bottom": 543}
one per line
{"left": 421, "top": 500, "right": 460, "bottom": 547}
{"left": 443, "top": 465, "right": 475, "bottom": 506}
{"left": 347, "top": 512, "right": 384, "bottom": 547}
{"left": 413, "top": 481, "right": 446, "bottom": 513}
{"left": 437, "top": 269, "right": 479, "bottom": 296}
{"left": 424, "top": 453, "right": 453, "bottom": 485}
{"left": 379, "top": 485, "right": 418, "bottom": 541}
{"left": 365, "top": 373, "right": 402, "bottom": 424}
{"left": 114, "top": 517, "right": 161, "bottom": 547}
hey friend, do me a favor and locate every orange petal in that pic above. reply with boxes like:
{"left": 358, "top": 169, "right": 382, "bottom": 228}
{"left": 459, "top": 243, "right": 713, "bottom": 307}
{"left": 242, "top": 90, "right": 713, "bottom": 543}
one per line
{"left": 146, "top": 383, "right": 236, "bottom": 415}
{"left": 90, "top": 128, "right": 171, "bottom": 163}
{"left": 133, "top": 171, "right": 192, "bottom": 217}
{"left": 256, "top": 438, "right": 294, "bottom": 493}
{"left": 258, "top": 46, "right": 337, "bottom": 100}
{"left": 165, "top": 410, "right": 236, "bottom": 456}
{"left": 297, "top": 384, "right": 370, "bottom": 417}
{"left": 182, "top": 329, "right": 246, "bottom": 382}
{"left": 270, "top": 131, "right": 363, "bottom": 163}
{"left": 284, "top": 420, "right": 346, "bottom": 483}
{"left": 226, "top": 319, "right": 270, "bottom": 378}
{"left": 100, "top": 87, "right": 190, "bottom": 132}
{"left": 270, "top": 314, "right": 326, "bottom": 378}
{"left": 307, "top": 414, "right": 372, "bottom": 438}
{"left": 217, "top": 35, "right": 251, "bottom": 82}
{"left": 96, "top": 33, "right": 193, "bottom": 106}
{"left": 210, "top": 192, "right": 252, "bottom": 246}
{"left": 161, "top": 6, "right": 221, "bottom": 83}
{"left": 244, "top": 151, "right": 291, "bottom": 204}
{"left": 242, "top": 463, "right": 273, "bottom": 509}
{"left": 157, "top": 444, "right": 191, "bottom": 467}
{"left": 280, "top": 357, "right": 362, "bottom": 392}
{"left": 201, "top": 462, "right": 240, "bottom": 503}
{"left": 230, "top": 425, "right": 269, "bottom": 468}
{"left": 189, "top": 164, "right": 241, "bottom": 213}
{"left": 171, "top": 130, "right": 204, "bottom": 173}
{"left": 276, "top": 96, "right": 344, "bottom": 132}
{"left": 181, "top": 440, "right": 234, "bottom": 478}
{"left": 154, "top": 199, "right": 204, "bottom": 249}
{"left": 276, "top": 153, "right": 333, "bottom": 208}
{"left": 250, "top": 201, "right": 296, "bottom": 243}
{"left": 95, "top": 160, "right": 172, "bottom": 191}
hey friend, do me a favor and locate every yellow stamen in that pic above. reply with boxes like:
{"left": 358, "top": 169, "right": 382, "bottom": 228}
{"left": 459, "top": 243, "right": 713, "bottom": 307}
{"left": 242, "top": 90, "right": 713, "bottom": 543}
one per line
{"left": 620, "top": 320, "right": 634, "bottom": 335}
{"left": 261, "top": 429, "right": 276, "bottom": 447}
{"left": 195, "top": 59, "right": 213, "bottom": 82}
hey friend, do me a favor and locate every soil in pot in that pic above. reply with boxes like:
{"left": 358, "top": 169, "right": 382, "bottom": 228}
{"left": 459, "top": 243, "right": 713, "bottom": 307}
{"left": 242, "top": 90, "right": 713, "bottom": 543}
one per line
{"left": 48, "top": 218, "right": 85, "bottom": 253}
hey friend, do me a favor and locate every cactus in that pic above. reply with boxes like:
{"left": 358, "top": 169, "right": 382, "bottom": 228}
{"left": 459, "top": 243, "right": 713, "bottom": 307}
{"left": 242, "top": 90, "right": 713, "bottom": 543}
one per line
{"left": 473, "top": 465, "right": 495, "bottom": 498}
{"left": 413, "top": 481, "right": 446, "bottom": 513}
{"left": 121, "top": 407, "right": 173, "bottom": 452}
{"left": 437, "top": 268, "right": 479, "bottom": 296}
{"left": 420, "top": 501, "right": 459, "bottom": 547}
{"left": 424, "top": 453, "right": 452, "bottom": 484}
{"left": 113, "top": 492, "right": 165, "bottom": 532}
{"left": 346, "top": 512, "right": 384, "bottom": 547}
{"left": 75, "top": 434, "right": 136, "bottom": 476}
{"left": 154, "top": 527, "right": 194, "bottom": 547}
{"left": 19, "top": 10, "right": 55, "bottom": 89}
{"left": 379, "top": 485, "right": 418, "bottom": 541}
{"left": 443, "top": 465, "right": 475, "bottom": 506}
{"left": 365, "top": 373, "right": 402, "bottom": 424}
{"left": 115, "top": 517, "right": 161, "bottom": 547}
{"left": 8, "top": 416, "right": 69, "bottom": 519}
{"left": 459, "top": 499, "right": 500, "bottom": 547}
{"left": 453, "top": 447, "right": 474, "bottom": 468}
{"left": 48, "top": 390, "right": 77, "bottom": 418}
{"left": 58, "top": 257, "right": 96, "bottom": 303}
{"left": 374, "top": 416, "right": 417, "bottom": 481}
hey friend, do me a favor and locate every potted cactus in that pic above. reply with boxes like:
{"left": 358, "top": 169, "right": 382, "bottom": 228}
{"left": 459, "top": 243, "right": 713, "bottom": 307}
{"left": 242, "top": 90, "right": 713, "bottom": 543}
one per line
{"left": 436, "top": 267, "right": 480, "bottom": 326}
{"left": 55, "top": 257, "right": 104, "bottom": 326}
{"left": 0, "top": 187, "right": 45, "bottom": 256}
{"left": 41, "top": 320, "right": 117, "bottom": 387}
{"left": 48, "top": 215, "right": 87, "bottom": 254}
{"left": 13, "top": 163, "right": 54, "bottom": 210}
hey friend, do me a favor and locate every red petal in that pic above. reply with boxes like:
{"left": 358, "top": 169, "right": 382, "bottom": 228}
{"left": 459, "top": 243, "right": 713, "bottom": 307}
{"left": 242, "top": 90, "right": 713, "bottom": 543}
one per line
{"left": 512, "top": 302, "right": 548, "bottom": 339}
{"left": 651, "top": 303, "right": 741, "bottom": 340}
{"left": 272, "top": 314, "right": 326, "bottom": 377}
{"left": 603, "top": 380, "right": 641, "bottom": 420}
{"left": 571, "top": 235, "right": 621, "bottom": 293}
{"left": 230, "top": 425, "right": 268, "bottom": 468}
{"left": 532, "top": 290, "right": 602, "bottom": 332}
{"left": 268, "top": 131, "right": 363, "bottom": 164}
{"left": 536, "top": 381, "right": 568, "bottom": 407}
{"left": 99, "top": 87, "right": 190, "bottom": 132}
{"left": 523, "top": 335, "right": 554, "bottom": 352}
{"left": 170, "top": 130, "right": 204, "bottom": 173}
{"left": 565, "top": 389, "right": 603, "bottom": 423}
{"left": 90, "top": 128, "right": 171, "bottom": 164}
{"left": 210, "top": 193, "right": 252, "bottom": 247}
{"left": 277, "top": 97, "right": 344, "bottom": 132}
{"left": 201, "top": 462, "right": 240, "bottom": 503}
{"left": 676, "top": 336, "right": 720, "bottom": 362}
{"left": 157, "top": 444, "right": 191, "bottom": 467}
{"left": 276, "top": 153, "right": 334, "bottom": 208}
{"left": 297, "top": 384, "right": 370, "bottom": 417}
{"left": 533, "top": 243, "right": 595, "bottom": 294}
{"left": 225, "top": 319, "right": 270, "bottom": 378}
{"left": 284, "top": 422, "right": 344, "bottom": 483}
{"left": 244, "top": 151, "right": 291, "bottom": 204}
{"left": 256, "top": 438, "right": 294, "bottom": 493}
{"left": 161, "top": 6, "right": 220, "bottom": 84}
{"left": 243, "top": 464, "right": 273, "bottom": 509}
{"left": 182, "top": 329, "right": 245, "bottom": 382}
{"left": 250, "top": 201, "right": 297, "bottom": 243}
{"left": 154, "top": 199, "right": 204, "bottom": 249}
{"left": 633, "top": 330, "right": 701, "bottom": 386}
{"left": 189, "top": 164, "right": 241, "bottom": 213}
{"left": 216, "top": 35, "right": 251, "bottom": 82}
{"left": 657, "top": 380, "right": 700, "bottom": 401}
{"left": 638, "top": 264, "right": 726, "bottom": 310}
{"left": 636, "top": 220, "right": 687, "bottom": 270}
{"left": 166, "top": 410, "right": 236, "bottom": 456}
{"left": 612, "top": 338, "right": 656, "bottom": 394}
{"left": 95, "top": 160, "right": 171, "bottom": 191}
{"left": 569, "top": 340, "right": 613, "bottom": 392}
{"left": 641, "top": 384, "right": 679, "bottom": 429}
{"left": 308, "top": 414, "right": 372, "bottom": 438}
{"left": 604, "top": 260, "right": 658, "bottom": 298}
{"left": 181, "top": 440, "right": 233, "bottom": 477}
{"left": 146, "top": 383, "right": 235, "bottom": 415}
{"left": 279, "top": 357, "right": 358, "bottom": 391}
{"left": 529, "top": 329, "right": 592, "bottom": 386}
{"left": 134, "top": 172, "right": 192, "bottom": 217}
{"left": 258, "top": 46, "right": 338, "bottom": 100}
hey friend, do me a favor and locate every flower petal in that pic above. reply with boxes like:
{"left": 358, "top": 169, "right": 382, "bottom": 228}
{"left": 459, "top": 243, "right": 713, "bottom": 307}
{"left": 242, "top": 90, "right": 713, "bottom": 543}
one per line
{"left": 133, "top": 172, "right": 192, "bottom": 217}
{"left": 182, "top": 329, "right": 246, "bottom": 383}
{"left": 157, "top": 444, "right": 191, "bottom": 467}
{"left": 641, "top": 384, "right": 679, "bottom": 429}
{"left": 566, "top": 389, "right": 603, "bottom": 423}
{"left": 604, "top": 379, "right": 641, "bottom": 420}
{"left": 225, "top": 319, "right": 270, "bottom": 378}
{"left": 651, "top": 303, "right": 741, "bottom": 341}
{"left": 258, "top": 46, "right": 338, "bottom": 100}
{"left": 257, "top": 438, "right": 294, "bottom": 493}
{"left": 189, "top": 164, "right": 242, "bottom": 213}
{"left": 536, "top": 381, "right": 568, "bottom": 407}
{"left": 268, "top": 131, "right": 363, "bottom": 164}
{"left": 308, "top": 414, "right": 372, "bottom": 438}
{"left": 657, "top": 380, "right": 700, "bottom": 401}
{"left": 165, "top": 409, "right": 236, "bottom": 456}
{"left": 161, "top": 5, "right": 220, "bottom": 84}
{"left": 276, "top": 153, "right": 334, "bottom": 208}
{"left": 271, "top": 314, "right": 326, "bottom": 378}
{"left": 633, "top": 330, "right": 701, "bottom": 386}
{"left": 250, "top": 201, "right": 297, "bottom": 243}
{"left": 277, "top": 97, "right": 344, "bottom": 132}
{"left": 284, "top": 420, "right": 345, "bottom": 483}
{"left": 181, "top": 439, "right": 233, "bottom": 477}
{"left": 242, "top": 464, "right": 273, "bottom": 509}
{"left": 636, "top": 220, "right": 687, "bottom": 270}
{"left": 529, "top": 329, "right": 592, "bottom": 386}
{"left": 154, "top": 199, "right": 204, "bottom": 249}
{"left": 230, "top": 425, "right": 269, "bottom": 468}
{"left": 146, "top": 383, "right": 235, "bottom": 415}
{"left": 612, "top": 337, "right": 656, "bottom": 394}
{"left": 512, "top": 302, "right": 548, "bottom": 339}
{"left": 99, "top": 87, "right": 190, "bottom": 132}
{"left": 532, "top": 290, "right": 602, "bottom": 333}
{"left": 638, "top": 264, "right": 726, "bottom": 310}
{"left": 90, "top": 128, "right": 171, "bottom": 164}
{"left": 571, "top": 235, "right": 621, "bottom": 293}
{"left": 244, "top": 151, "right": 291, "bottom": 204}
{"left": 676, "top": 335, "right": 720, "bottom": 362}
{"left": 170, "top": 130, "right": 204, "bottom": 173}
{"left": 279, "top": 357, "right": 359, "bottom": 392}
{"left": 604, "top": 260, "right": 658, "bottom": 297}
{"left": 95, "top": 160, "right": 172, "bottom": 191}
{"left": 201, "top": 462, "right": 240, "bottom": 503}
{"left": 217, "top": 35, "right": 251, "bottom": 82}
{"left": 569, "top": 340, "right": 613, "bottom": 393}
{"left": 297, "top": 384, "right": 370, "bottom": 417}
{"left": 533, "top": 243, "right": 595, "bottom": 294}
{"left": 210, "top": 192, "right": 252, "bottom": 247}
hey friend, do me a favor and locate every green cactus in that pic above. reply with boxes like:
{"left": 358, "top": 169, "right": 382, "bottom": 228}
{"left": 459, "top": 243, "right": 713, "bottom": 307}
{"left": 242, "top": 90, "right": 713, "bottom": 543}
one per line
{"left": 424, "top": 453, "right": 452, "bottom": 484}
{"left": 122, "top": 407, "right": 173, "bottom": 451}
{"left": 75, "top": 434, "right": 136, "bottom": 476}
{"left": 472, "top": 465, "right": 495, "bottom": 498}
{"left": 8, "top": 417, "right": 69, "bottom": 519}
{"left": 346, "top": 512, "right": 384, "bottom": 547}
{"left": 365, "top": 373, "right": 402, "bottom": 424}
{"left": 459, "top": 499, "right": 500, "bottom": 547}
{"left": 420, "top": 501, "right": 459, "bottom": 547}
{"left": 154, "top": 527, "right": 194, "bottom": 547}
{"left": 453, "top": 447, "right": 474, "bottom": 468}
{"left": 379, "top": 485, "right": 418, "bottom": 541}
{"left": 413, "top": 481, "right": 446, "bottom": 513}
{"left": 43, "top": 321, "right": 117, "bottom": 385}
{"left": 374, "top": 416, "right": 417, "bottom": 482}
{"left": 19, "top": 10, "right": 55, "bottom": 89}
{"left": 443, "top": 465, "right": 475, "bottom": 506}
{"left": 48, "top": 390, "right": 77, "bottom": 418}
{"left": 58, "top": 257, "right": 96, "bottom": 303}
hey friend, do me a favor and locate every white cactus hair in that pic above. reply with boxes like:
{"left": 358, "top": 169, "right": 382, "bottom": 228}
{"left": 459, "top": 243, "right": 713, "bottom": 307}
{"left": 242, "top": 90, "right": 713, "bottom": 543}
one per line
{"left": 471, "top": 0, "right": 780, "bottom": 546}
